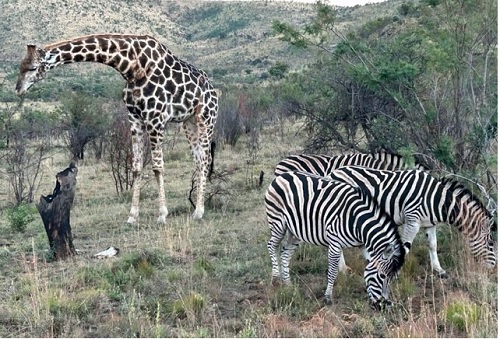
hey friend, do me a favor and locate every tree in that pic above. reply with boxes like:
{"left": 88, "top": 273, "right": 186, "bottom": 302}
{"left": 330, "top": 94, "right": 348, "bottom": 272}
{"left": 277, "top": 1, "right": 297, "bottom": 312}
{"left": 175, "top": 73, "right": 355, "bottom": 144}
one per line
{"left": 273, "top": 0, "right": 497, "bottom": 181}
{"left": 107, "top": 106, "right": 135, "bottom": 194}
{"left": 0, "top": 103, "right": 52, "bottom": 205}
{"left": 59, "top": 92, "right": 111, "bottom": 160}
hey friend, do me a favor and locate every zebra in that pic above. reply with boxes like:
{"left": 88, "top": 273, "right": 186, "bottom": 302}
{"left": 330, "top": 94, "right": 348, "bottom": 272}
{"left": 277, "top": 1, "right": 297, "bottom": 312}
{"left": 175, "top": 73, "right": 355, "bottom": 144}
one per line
{"left": 274, "top": 150, "right": 425, "bottom": 177}
{"left": 328, "top": 166, "right": 497, "bottom": 277}
{"left": 265, "top": 171, "right": 406, "bottom": 308}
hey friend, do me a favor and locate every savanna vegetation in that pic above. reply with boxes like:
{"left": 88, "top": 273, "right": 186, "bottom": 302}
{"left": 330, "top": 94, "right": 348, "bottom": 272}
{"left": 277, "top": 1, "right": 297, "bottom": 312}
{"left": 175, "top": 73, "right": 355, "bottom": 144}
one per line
{"left": 0, "top": 0, "right": 497, "bottom": 337}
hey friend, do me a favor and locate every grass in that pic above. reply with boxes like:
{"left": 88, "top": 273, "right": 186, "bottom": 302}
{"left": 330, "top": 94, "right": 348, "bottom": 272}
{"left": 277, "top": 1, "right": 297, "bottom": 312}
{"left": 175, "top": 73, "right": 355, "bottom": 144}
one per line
{"left": 0, "top": 119, "right": 497, "bottom": 337}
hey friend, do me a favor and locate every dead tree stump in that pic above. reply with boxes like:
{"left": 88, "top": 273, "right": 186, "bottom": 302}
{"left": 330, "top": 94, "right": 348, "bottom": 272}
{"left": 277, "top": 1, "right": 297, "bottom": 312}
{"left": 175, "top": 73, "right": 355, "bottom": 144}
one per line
{"left": 36, "top": 162, "right": 78, "bottom": 260}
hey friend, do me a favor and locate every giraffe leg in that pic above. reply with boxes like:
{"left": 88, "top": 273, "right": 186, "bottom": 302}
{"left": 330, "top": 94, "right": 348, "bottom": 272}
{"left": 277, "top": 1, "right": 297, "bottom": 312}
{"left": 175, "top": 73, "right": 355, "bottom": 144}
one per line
{"left": 182, "top": 118, "right": 212, "bottom": 220}
{"left": 150, "top": 140, "right": 168, "bottom": 224}
{"left": 127, "top": 127, "right": 145, "bottom": 224}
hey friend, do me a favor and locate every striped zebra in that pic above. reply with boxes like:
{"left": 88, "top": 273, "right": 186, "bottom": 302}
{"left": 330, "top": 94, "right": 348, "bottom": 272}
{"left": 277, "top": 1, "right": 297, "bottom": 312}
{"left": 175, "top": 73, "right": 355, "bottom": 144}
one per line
{"left": 274, "top": 150, "right": 425, "bottom": 177}
{"left": 265, "top": 171, "right": 405, "bottom": 308}
{"left": 329, "top": 166, "right": 497, "bottom": 277}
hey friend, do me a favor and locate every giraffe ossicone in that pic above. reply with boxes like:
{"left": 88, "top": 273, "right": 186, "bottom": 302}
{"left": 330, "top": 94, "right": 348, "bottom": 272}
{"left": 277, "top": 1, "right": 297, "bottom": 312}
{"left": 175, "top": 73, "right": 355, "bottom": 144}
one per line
{"left": 15, "top": 34, "right": 218, "bottom": 224}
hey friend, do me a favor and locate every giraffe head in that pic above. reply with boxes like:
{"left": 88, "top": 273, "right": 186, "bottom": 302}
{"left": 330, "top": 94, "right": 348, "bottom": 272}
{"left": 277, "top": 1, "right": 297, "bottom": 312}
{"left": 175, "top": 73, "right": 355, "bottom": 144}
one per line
{"left": 15, "top": 45, "right": 57, "bottom": 95}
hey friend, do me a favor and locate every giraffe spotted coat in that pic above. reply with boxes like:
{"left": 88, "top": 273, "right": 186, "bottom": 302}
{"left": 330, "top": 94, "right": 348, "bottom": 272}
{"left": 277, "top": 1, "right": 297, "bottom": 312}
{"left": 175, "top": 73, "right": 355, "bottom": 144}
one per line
{"left": 15, "top": 34, "right": 218, "bottom": 223}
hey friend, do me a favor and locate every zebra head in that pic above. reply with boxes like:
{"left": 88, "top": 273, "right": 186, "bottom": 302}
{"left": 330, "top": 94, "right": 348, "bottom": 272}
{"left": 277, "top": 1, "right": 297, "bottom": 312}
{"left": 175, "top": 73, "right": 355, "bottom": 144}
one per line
{"left": 457, "top": 192, "right": 497, "bottom": 270}
{"left": 364, "top": 241, "right": 405, "bottom": 310}
{"left": 444, "top": 178, "right": 497, "bottom": 270}
{"left": 472, "top": 217, "right": 497, "bottom": 270}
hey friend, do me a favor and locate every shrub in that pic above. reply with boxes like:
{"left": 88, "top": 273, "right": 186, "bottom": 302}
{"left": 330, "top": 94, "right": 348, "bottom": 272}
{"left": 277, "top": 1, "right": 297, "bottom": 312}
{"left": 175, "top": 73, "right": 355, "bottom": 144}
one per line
{"left": 213, "top": 92, "right": 242, "bottom": 147}
{"left": 59, "top": 92, "right": 111, "bottom": 160}
{"left": 105, "top": 105, "right": 152, "bottom": 195}
{"left": 2, "top": 105, "right": 51, "bottom": 204}
{"left": 6, "top": 203, "right": 36, "bottom": 233}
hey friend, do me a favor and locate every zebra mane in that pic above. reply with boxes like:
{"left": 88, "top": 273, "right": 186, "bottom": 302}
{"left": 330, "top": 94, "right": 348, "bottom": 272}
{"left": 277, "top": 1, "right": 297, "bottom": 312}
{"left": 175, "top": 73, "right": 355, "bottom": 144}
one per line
{"left": 355, "top": 187, "right": 406, "bottom": 276}
{"left": 388, "top": 242, "right": 406, "bottom": 279}
{"left": 370, "top": 149, "right": 400, "bottom": 157}
{"left": 371, "top": 149, "right": 427, "bottom": 170}
{"left": 439, "top": 177, "right": 496, "bottom": 231}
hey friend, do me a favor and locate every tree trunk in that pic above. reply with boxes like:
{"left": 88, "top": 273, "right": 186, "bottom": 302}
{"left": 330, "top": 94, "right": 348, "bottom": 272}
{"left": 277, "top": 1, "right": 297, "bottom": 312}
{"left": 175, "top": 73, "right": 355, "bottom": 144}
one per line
{"left": 36, "top": 162, "right": 78, "bottom": 260}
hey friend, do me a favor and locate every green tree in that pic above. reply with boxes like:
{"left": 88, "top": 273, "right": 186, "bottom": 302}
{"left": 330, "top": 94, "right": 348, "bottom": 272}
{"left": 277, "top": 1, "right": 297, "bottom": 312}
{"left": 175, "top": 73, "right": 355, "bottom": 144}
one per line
{"left": 274, "top": 0, "right": 497, "bottom": 182}
{"left": 0, "top": 104, "right": 52, "bottom": 204}
{"left": 58, "top": 92, "right": 111, "bottom": 160}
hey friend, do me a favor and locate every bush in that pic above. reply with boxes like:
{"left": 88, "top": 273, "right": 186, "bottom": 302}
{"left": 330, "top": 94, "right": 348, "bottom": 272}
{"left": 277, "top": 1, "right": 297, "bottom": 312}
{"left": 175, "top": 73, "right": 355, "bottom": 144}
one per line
{"left": 213, "top": 92, "right": 242, "bottom": 147}
{"left": 6, "top": 203, "right": 36, "bottom": 233}
{"left": 59, "top": 92, "right": 111, "bottom": 160}
{"left": 106, "top": 107, "right": 134, "bottom": 194}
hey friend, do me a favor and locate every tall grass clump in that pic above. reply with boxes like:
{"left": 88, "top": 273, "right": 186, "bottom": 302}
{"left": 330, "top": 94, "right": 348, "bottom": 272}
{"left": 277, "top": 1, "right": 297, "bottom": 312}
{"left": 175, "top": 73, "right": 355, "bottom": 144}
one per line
{"left": 436, "top": 228, "right": 497, "bottom": 337}
{"left": 444, "top": 300, "right": 481, "bottom": 332}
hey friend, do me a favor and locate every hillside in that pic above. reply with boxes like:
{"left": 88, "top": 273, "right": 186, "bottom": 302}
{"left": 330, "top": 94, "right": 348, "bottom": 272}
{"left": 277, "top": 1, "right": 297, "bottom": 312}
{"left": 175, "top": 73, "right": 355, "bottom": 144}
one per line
{"left": 0, "top": 0, "right": 405, "bottom": 85}
{"left": 0, "top": 0, "right": 316, "bottom": 80}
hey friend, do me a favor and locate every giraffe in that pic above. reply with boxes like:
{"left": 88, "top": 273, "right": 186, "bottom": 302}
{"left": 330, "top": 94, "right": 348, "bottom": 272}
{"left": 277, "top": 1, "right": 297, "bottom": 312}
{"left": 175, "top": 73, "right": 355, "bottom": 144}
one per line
{"left": 15, "top": 34, "right": 218, "bottom": 224}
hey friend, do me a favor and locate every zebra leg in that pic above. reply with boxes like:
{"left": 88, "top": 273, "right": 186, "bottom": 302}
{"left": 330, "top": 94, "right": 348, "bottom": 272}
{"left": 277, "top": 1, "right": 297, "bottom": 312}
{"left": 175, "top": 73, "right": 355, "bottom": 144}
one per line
{"left": 280, "top": 231, "right": 302, "bottom": 284}
{"left": 338, "top": 250, "right": 352, "bottom": 273}
{"left": 400, "top": 219, "right": 422, "bottom": 255}
{"left": 425, "top": 226, "right": 448, "bottom": 278}
{"left": 362, "top": 246, "right": 371, "bottom": 261}
{"left": 267, "top": 228, "right": 286, "bottom": 285}
{"left": 324, "top": 244, "right": 342, "bottom": 305}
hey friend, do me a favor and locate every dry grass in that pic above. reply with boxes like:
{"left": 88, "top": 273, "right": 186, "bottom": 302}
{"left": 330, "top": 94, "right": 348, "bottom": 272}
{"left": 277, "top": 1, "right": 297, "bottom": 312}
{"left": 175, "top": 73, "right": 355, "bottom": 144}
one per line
{"left": 0, "top": 119, "right": 497, "bottom": 337}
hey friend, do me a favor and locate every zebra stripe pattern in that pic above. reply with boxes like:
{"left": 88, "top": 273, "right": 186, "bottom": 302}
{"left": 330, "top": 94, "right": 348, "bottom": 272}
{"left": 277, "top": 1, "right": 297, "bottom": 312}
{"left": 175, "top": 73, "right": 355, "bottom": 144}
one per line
{"left": 329, "top": 166, "right": 497, "bottom": 277}
{"left": 274, "top": 150, "right": 425, "bottom": 177}
{"left": 265, "top": 171, "right": 405, "bottom": 308}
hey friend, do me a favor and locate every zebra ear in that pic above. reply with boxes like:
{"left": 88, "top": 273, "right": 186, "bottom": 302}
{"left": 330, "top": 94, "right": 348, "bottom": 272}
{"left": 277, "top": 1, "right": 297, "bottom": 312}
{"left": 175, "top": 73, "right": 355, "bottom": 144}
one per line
{"left": 382, "top": 243, "right": 397, "bottom": 260}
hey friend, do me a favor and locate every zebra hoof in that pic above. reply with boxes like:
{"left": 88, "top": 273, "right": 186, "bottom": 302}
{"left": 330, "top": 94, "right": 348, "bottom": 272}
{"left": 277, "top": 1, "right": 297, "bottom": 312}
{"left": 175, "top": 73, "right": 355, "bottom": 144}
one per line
{"left": 271, "top": 276, "right": 281, "bottom": 286}
{"left": 126, "top": 216, "right": 137, "bottom": 225}
{"left": 371, "top": 298, "right": 392, "bottom": 311}
{"left": 323, "top": 296, "right": 333, "bottom": 306}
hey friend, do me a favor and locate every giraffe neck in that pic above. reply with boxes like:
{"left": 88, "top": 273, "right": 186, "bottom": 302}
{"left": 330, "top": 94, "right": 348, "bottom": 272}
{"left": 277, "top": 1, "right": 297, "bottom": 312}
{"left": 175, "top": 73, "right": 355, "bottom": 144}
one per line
{"left": 42, "top": 34, "right": 164, "bottom": 82}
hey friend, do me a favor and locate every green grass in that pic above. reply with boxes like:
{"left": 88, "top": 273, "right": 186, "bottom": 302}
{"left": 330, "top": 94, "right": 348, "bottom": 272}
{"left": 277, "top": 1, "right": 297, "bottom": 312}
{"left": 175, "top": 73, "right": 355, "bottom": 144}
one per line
{"left": 445, "top": 300, "right": 481, "bottom": 332}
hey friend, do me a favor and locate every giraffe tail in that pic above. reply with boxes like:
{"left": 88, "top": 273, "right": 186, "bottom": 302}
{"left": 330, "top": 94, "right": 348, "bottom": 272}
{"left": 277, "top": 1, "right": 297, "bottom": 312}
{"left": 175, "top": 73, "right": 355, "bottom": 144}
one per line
{"left": 208, "top": 141, "right": 216, "bottom": 182}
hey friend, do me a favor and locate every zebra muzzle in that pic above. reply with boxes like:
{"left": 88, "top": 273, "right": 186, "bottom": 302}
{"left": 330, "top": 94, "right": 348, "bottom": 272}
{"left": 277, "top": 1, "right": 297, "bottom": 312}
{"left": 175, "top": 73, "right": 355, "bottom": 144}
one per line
{"left": 370, "top": 298, "right": 392, "bottom": 311}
